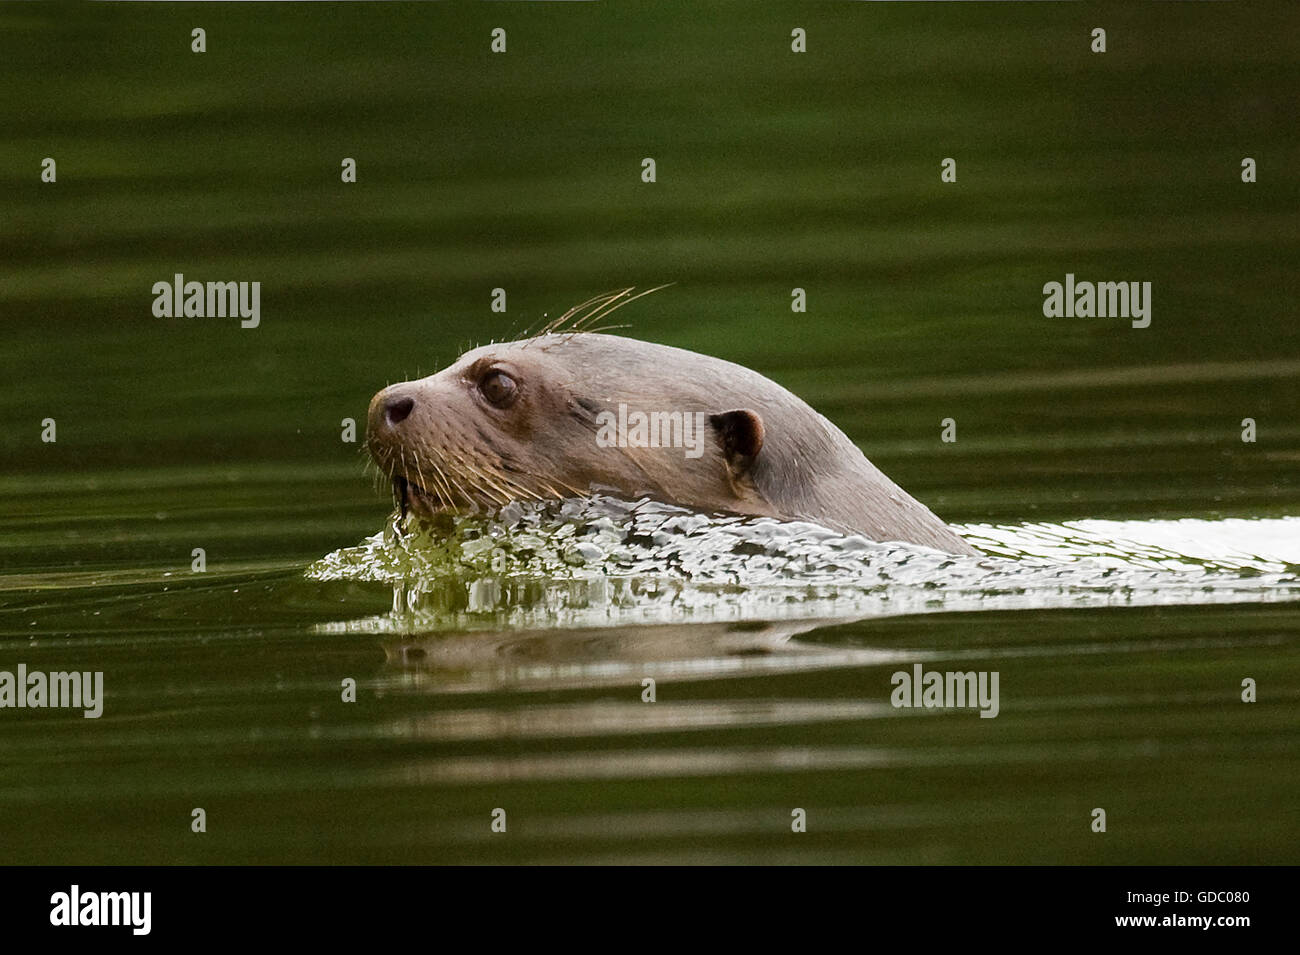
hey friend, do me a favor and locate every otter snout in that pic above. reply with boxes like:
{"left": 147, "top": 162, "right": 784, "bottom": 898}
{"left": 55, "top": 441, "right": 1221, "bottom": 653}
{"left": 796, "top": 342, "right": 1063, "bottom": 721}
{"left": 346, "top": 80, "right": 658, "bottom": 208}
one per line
{"left": 365, "top": 384, "right": 423, "bottom": 475}
{"left": 364, "top": 371, "right": 525, "bottom": 516}
{"left": 383, "top": 394, "right": 415, "bottom": 426}
{"left": 367, "top": 385, "right": 418, "bottom": 440}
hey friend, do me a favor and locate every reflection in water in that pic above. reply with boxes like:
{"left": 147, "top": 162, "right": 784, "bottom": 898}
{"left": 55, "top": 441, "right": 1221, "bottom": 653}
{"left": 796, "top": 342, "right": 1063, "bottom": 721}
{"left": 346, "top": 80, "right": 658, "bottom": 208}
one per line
{"left": 373, "top": 620, "right": 902, "bottom": 692}
{"left": 301, "top": 500, "right": 1300, "bottom": 711}
{"left": 376, "top": 734, "right": 1294, "bottom": 787}
{"left": 378, "top": 698, "right": 893, "bottom": 742}
{"left": 367, "top": 619, "right": 1286, "bottom": 701}
{"left": 303, "top": 496, "right": 1300, "bottom": 817}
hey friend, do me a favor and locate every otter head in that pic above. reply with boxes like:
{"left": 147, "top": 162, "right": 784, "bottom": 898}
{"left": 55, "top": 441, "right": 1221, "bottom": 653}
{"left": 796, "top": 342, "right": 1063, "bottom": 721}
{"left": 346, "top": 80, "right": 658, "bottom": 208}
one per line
{"left": 366, "top": 333, "right": 773, "bottom": 521}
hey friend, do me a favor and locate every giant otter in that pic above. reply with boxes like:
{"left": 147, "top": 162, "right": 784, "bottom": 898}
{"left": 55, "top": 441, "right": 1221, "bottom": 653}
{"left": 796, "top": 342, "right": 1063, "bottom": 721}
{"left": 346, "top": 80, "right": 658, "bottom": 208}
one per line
{"left": 366, "top": 329, "right": 975, "bottom": 555}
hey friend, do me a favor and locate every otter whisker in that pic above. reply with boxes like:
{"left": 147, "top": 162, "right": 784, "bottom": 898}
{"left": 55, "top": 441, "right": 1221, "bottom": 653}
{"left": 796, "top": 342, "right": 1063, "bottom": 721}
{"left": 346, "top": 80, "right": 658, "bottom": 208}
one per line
{"left": 364, "top": 456, "right": 387, "bottom": 495}
{"left": 429, "top": 460, "right": 459, "bottom": 508}
{"left": 359, "top": 451, "right": 380, "bottom": 488}
{"left": 467, "top": 455, "right": 543, "bottom": 508}
{"left": 501, "top": 477, "right": 549, "bottom": 503}
{"left": 397, "top": 449, "right": 412, "bottom": 520}
{"left": 460, "top": 471, "right": 511, "bottom": 508}
{"left": 532, "top": 288, "right": 630, "bottom": 341}
{"left": 411, "top": 452, "right": 437, "bottom": 505}
{"left": 550, "top": 478, "right": 587, "bottom": 499}
{"left": 573, "top": 323, "right": 632, "bottom": 336}
{"left": 533, "top": 480, "right": 570, "bottom": 501}
{"left": 571, "top": 288, "right": 633, "bottom": 329}
{"left": 442, "top": 460, "right": 476, "bottom": 509}
{"left": 493, "top": 466, "right": 549, "bottom": 502}
{"left": 418, "top": 447, "right": 459, "bottom": 508}
{"left": 561, "top": 288, "right": 629, "bottom": 324}
{"left": 448, "top": 447, "right": 531, "bottom": 506}
{"left": 474, "top": 458, "right": 545, "bottom": 500}
{"left": 438, "top": 453, "right": 481, "bottom": 510}
{"left": 491, "top": 477, "right": 541, "bottom": 504}
{"left": 567, "top": 283, "right": 673, "bottom": 338}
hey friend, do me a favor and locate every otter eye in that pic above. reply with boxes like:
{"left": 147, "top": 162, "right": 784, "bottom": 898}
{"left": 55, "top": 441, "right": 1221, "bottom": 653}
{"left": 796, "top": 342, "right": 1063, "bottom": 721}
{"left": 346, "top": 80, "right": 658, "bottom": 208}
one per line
{"left": 478, "top": 369, "right": 518, "bottom": 407}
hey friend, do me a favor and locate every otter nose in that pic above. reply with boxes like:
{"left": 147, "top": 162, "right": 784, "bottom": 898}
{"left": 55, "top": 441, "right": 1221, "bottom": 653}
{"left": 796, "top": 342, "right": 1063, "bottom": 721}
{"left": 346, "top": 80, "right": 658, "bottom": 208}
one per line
{"left": 384, "top": 395, "right": 415, "bottom": 427}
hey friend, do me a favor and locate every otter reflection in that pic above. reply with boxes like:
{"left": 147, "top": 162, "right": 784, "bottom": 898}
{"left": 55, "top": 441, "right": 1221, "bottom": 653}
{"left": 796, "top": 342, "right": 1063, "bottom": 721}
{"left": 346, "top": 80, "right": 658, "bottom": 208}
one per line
{"left": 369, "top": 618, "right": 894, "bottom": 695}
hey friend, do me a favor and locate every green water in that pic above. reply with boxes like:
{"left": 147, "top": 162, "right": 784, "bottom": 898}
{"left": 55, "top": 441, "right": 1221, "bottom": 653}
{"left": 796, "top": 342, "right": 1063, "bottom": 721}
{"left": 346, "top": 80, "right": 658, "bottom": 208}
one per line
{"left": 1, "top": 2, "right": 1297, "bottom": 864}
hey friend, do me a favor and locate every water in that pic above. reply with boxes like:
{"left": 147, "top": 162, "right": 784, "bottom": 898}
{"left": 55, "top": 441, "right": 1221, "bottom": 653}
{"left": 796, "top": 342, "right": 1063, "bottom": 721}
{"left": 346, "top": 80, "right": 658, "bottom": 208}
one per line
{"left": 309, "top": 499, "right": 1300, "bottom": 631}
{"left": 3, "top": 472, "right": 1297, "bottom": 863}
{"left": 2, "top": 2, "right": 1298, "bottom": 864}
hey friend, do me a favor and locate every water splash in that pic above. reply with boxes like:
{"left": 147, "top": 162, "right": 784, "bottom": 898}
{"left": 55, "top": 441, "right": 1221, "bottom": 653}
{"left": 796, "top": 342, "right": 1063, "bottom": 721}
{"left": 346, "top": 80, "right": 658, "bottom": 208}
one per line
{"left": 306, "top": 496, "right": 1300, "bottom": 633}
{"left": 960, "top": 517, "right": 1300, "bottom": 573}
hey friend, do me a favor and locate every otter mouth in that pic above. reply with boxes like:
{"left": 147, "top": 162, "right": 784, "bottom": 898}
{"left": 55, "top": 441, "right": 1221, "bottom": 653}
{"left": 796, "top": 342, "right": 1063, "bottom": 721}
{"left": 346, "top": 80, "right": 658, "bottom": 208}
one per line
{"left": 391, "top": 474, "right": 456, "bottom": 519}
{"left": 373, "top": 439, "right": 570, "bottom": 520}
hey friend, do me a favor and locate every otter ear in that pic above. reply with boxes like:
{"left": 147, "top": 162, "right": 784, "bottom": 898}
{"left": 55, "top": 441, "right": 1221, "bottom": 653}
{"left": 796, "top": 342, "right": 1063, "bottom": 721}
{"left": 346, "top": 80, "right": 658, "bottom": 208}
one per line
{"left": 709, "top": 409, "right": 765, "bottom": 477}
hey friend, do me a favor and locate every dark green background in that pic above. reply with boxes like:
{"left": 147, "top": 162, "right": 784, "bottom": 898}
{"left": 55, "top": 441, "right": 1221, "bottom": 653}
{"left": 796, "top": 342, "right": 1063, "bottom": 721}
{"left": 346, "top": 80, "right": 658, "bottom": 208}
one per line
{"left": 0, "top": 1, "right": 1296, "bottom": 864}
